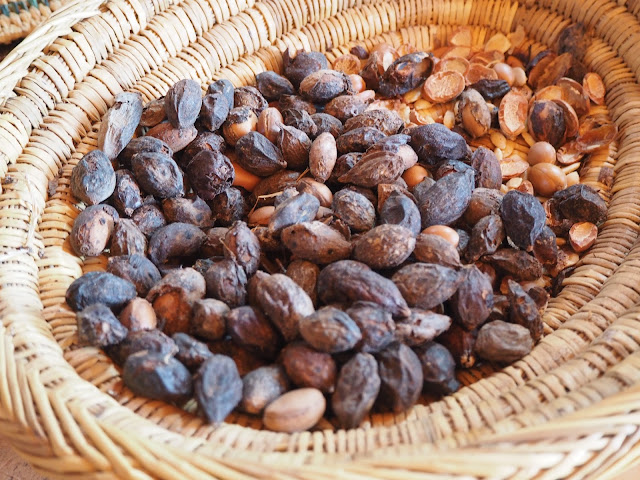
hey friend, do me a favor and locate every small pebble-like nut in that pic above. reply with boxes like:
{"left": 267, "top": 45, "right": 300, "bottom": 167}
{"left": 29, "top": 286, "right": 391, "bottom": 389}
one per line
{"left": 282, "top": 108, "right": 318, "bottom": 138}
{"left": 583, "top": 72, "right": 605, "bottom": 105}
{"left": 223, "top": 106, "right": 258, "bottom": 146}
{"left": 409, "top": 122, "right": 469, "bottom": 166}
{"left": 402, "top": 165, "right": 429, "bottom": 187}
{"left": 77, "top": 303, "right": 128, "bottom": 347}
{"left": 376, "top": 343, "right": 423, "bottom": 413}
{"left": 475, "top": 320, "right": 533, "bottom": 363}
{"left": 422, "top": 70, "right": 465, "bottom": 103}
{"left": 413, "top": 233, "right": 461, "bottom": 268}
{"left": 146, "top": 123, "right": 198, "bottom": 152}
{"left": 194, "top": 355, "right": 243, "bottom": 423}
{"left": 344, "top": 108, "right": 404, "bottom": 135}
{"left": 379, "top": 192, "right": 421, "bottom": 237}
{"left": 332, "top": 189, "right": 376, "bottom": 232}
{"left": 353, "top": 224, "right": 416, "bottom": 269}
{"left": 466, "top": 214, "right": 505, "bottom": 262}
{"left": 240, "top": 365, "right": 289, "bottom": 414}
{"left": 165, "top": 79, "right": 202, "bottom": 129}
{"left": 131, "top": 204, "right": 167, "bottom": 237}
{"left": 204, "top": 259, "right": 247, "bottom": 308}
{"left": 209, "top": 187, "right": 248, "bottom": 226}
{"left": 324, "top": 92, "right": 373, "bottom": 122}
{"left": 258, "top": 107, "right": 284, "bottom": 144}
{"left": 191, "top": 298, "right": 229, "bottom": 340}
{"left": 552, "top": 184, "right": 608, "bottom": 226}
{"left": 207, "top": 79, "right": 235, "bottom": 107}
{"left": 107, "top": 254, "right": 161, "bottom": 297}
{"left": 263, "top": 388, "right": 326, "bottom": 433}
{"left": 485, "top": 248, "right": 543, "bottom": 281}
{"left": 112, "top": 169, "right": 143, "bottom": 217}
{"left": 498, "top": 91, "right": 528, "bottom": 139}
{"left": 299, "top": 69, "right": 353, "bottom": 103}
{"left": 569, "top": 221, "right": 598, "bottom": 252}
{"left": 528, "top": 163, "right": 567, "bottom": 197}
{"left": 449, "top": 265, "right": 494, "bottom": 330}
{"left": 235, "top": 131, "right": 286, "bottom": 177}
{"left": 392, "top": 263, "right": 460, "bottom": 310}
{"left": 182, "top": 132, "right": 227, "bottom": 162}
{"left": 527, "top": 141, "right": 556, "bottom": 165}
{"left": 119, "top": 298, "right": 157, "bottom": 331}
{"left": 284, "top": 50, "right": 330, "bottom": 88}
{"left": 500, "top": 190, "right": 547, "bottom": 250}
{"left": 110, "top": 219, "right": 147, "bottom": 256}
{"left": 336, "top": 126, "right": 386, "bottom": 155}
{"left": 419, "top": 170, "right": 475, "bottom": 228}
{"left": 256, "top": 71, "right": 295, "bottom": 101}
{"left": 281, "top": 221, "right": 352, "bottom": 264}
{"left": 269, "top": 192, "right": 320, "bottom": 233}
{"left": 147, "top": 222, "right": 205, "bottom": 267}
{"left": 338, "top": 149, "right": 405, "bottom": 187}
{"left": 421, "top": 225, "right": 459, "bottom": 247}
{"left": 172, "top": 332, "right": 213, "bottom": 371}
{"left": 186, "top": 149, "right": 234, "bottom": 201}
{"left": 131, "top": 152, "right": 184, "bottom": 198}
{"left": 506, "top": 280, "right": 542, "bottom": 341}
{"left": 119, "top": 136, "right": 173, "bottom": 168}
{"left": 463, "top": 188, "right": 503, "bottom": 225}
{"left": 98, "top": 92, "right": 143, "bottom": 159}
{"left": 299, "top": 307, "right": 362, "bottom": 353}
{"left": 281, "top": 343, "right": 336, "bottom": 393}
{"left": 415, "top": 342, "right": 460, "bottom": 395}
{"left": 123, "top": 352, "right": 193, "bottom": 403}
{"left": 458, "top": 88, "right": 491, "bottom": 138}
{"left": 140, "top": 97, "right": 167, "bottom": 127}
{"left": 471, "top": 147, "right": 502, "bottom": 190}
{"left": 71, "top": 150, "right": 116, "bottom": 205}
{"left": 200, "top": 227, "right": 228, "bottom": 258}
{"left": 199, "top": 93, "right": 230, "bottom": 131}
{"left": 309, "top": 132, "right": 338, "bottom": 182}
{"left": 70, "top": 204, "right": 119, "bottom": 257}
{"left": 332, "top": 353, "right": 380, "bottom": 429}
{"left": 347, "top": 302, "right": 396, "bottom": 353}
{"left": 226, "top": 306, "right": 281, "bottom": 359}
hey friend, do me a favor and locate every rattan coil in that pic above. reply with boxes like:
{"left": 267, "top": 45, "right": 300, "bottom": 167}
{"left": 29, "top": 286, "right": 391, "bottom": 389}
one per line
{"left": 0, "top": 0, "right": 640, "bottom": 478}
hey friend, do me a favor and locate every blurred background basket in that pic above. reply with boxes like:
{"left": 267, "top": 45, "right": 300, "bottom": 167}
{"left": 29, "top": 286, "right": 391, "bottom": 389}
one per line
{"left": 1, "top": 0, "right": 640, "bottom": 478}
{"left": 0, "top": 0, "right": 69, "bottom": 45}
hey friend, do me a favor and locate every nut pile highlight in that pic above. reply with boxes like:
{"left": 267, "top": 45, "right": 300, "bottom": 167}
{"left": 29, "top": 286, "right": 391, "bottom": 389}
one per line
{"left": 65, "top": 24, "right": 615, "bottom": 432}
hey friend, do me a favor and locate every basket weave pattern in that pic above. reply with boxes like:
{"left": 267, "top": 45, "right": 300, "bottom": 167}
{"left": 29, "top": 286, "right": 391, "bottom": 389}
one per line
{"left": 1, "top": 0, "right": 640, "bottom": 478}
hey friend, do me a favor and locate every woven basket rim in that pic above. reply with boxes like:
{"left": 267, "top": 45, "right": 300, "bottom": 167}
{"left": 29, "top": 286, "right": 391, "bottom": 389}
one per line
{"left": 1, "top": 0, "right": 640, "bottom": 478}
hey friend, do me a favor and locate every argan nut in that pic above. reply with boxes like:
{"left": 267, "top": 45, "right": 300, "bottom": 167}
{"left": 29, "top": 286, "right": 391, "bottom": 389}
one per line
{"left": 223, "top": 106, "right": 258, "bottom": 146}
{"left": 258, "top": 107, "right": 284, "bottom": 144}
{"left": 422, "top": 70, "right": 465, "bottom": 103}
{"left": 421, "top": 225, "right": 460, "bottom": 247}
{"left": 71, "top": 150, "right": 116, "bottom": 206}
{"left": 119, "top": 298, "right": 157, "bottom": 331}
{"left": 263, "top": 388, "right": 326, "bottom": 433}
{"left": 528, "top": 163, "right": 567, "bottom": 197}
{"left": 309, "top": 132, "right": 338, "bottom": 183}
{"left": 569, "top": 221, "right": 597, "bottom": 252}
{"left": 527, "top": 141, "right": 556, "bottom": 165}
{"left": 498, "top": 91, "right": 528, "bottom": 139}
{"left": 402, "top": 165, "right": 429, "bottom": 187}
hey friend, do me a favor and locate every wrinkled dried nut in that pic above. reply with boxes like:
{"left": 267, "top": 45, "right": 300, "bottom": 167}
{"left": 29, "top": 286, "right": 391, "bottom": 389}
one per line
{"left": 235, "top": 131, "right": 286, "bottom": 177}
{"left": 204, "top": 259, "right": 247, "bottom": 308}
{"left": 402, "top": 165, "right": 429, "bottom": 187}
{"left": 263, "top": 388, "right": 326, "bottom": 433}
{"left": 206, "top": 79, "right": 234, "bottom": 108}
{"left": 324, "top": 92, "right": 373, "bottom": 122}
{"left": 528, "top": 100, "right": 566, "bottom": 147}
{"left": 583, "top": 72, "right": 605, "bottom": 105}
{"left": 200, "top": 93, "right": 230, "bottom": 131}
{"left": 222, "top": 107, "right": 258, "bottom": 146}
{"left": 422, "top": 70, "right": 465, "bottom": 103}
{"left": 194, "top": 355, "right": 243, "bottom": 423}
{"left": 131, "top": 152, "right": 184, "bottom": 199}
{"left": 393, "top": 263, "right": 460, "bottom": 310}
{"left": 284, "top": 50, "right": 330, "bottom": 89}
{"left": 299, "top": 307, "right": 362, "bottom": 353}
{"left": 77, "top": 303, "right": 128, "bottom": 347}
{"left": 186, "top": 150, "right": 234, "bottom": 200}
{"left": 147, "top": 222, "right": 205, "bottom": 267}
{"left": 123, "top": 352, "right": 192, "bottom": 404}
{"left": 172, "top": 332, "right": 213, "bottom": 371}
{"left": 338, "top": 149, "right": 405, "bottom": 187}
{"left": 569, "top": 221, "right": 598, "bottom": 252}
{"left": 257, "top": 107, "right": 284, "bottom": 144}
{"left": 71, "top": 150, "right": 116, "bottom": 206}
{"left": 332, "top": 189, "right": 375, "bottom": 232}
{"left": 110, "top": 219, "right": 147, "bottom": 256}
{"left": 165, "top": 79, "right": 202, "bottom": 129}
{"left": 353, "top": 224, "right": 416, "bottom": 269}
{"left": 475, "top": 320, "right": 533, "bottom": 363}
{"left": 70, "top": 204, "right": 119, "bottom": 257}
{"left": 528, "top": 163, "right": 567, "bottom": 197}
{"left": 240, "top": 365, "right": 290, "bottom": 415}
{"left": 226, "top": 306, "right": 281, "bottom": 359}
{"left": 112, "top": 169, "right": 143, "bottom": 217}
{"left": 421, "top": 225, "right": 459, "bottom": 247}
{"left": 527, "top": 141, "right": 556, "bottom": 165}
{"left": 162, "top": 196, "right": 212, "bottom": 227}
{"left": 379, "top": 52, "right": 433, "bottom": 97}
{"left": 140, "top": 97, "right": 167, "bottom": 127}
{"left": 376, "top": 342, "right": 423, "bottom": 413}
{"left": 255, "top": 71, "right": 295, "bottom": 101}
{"left": 299, "top": 69, "right": 353, "bottom": 103}
{"left": 331, "top": 352, "right": 380, "bottom": 428}
{"left": 98, "top": 92, "right": 143, "bottom": 160}
{"left": 281, "top": 343, "right": 336, "bottom": 393}
{"left": 459, "top": 88, "right": 491, "bottom": 138}
{"left": 500, "top": 190, "right": 547, "bottom": 251}
{"left": 234, "top": 86, "right": 268, "bottom": 115}
{"left": 282, "top": 221, "right": 352, "bottom": 264}
{"left": 146, "top": 123, "right": 198, "bottom": 152}
{"left": 191, "top": 298, "right": 228, "bottom": 340}
{"left": 498, "top": 91, "right": 528, "bottom": 139}
{"left": 309, "top": 132, "right": 338, "bottom": 182}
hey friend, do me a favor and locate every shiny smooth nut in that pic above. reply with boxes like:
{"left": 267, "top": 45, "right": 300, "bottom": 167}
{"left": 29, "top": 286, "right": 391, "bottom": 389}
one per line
{"left": 402, "top": 165, "right": 430, "bottom": 187}
{"left": 349, "top": 74, "right": 366, "bottom": 93}
{"left": 512, "top": 67, "right": 527, "bottom": 86}
{"left": 566, "top": 171, "right": 580, "bottom": 186}
{"left": 493, "top": 62, "right": 514, "bottom": 85}
{"left": 422, "top": 225, "right": 459, "bottom": 247}
{"left": 257, "top": 107, "right": 283, "bottom": 144}
{"left": 569, "top": 222, "right": 598, "bottom": 252}
{"left": 527, "top": 163, "right": 567, "bottom": 197}
{"left": 248, "top": 206, "right": 275, "bottom": 226}
{"left": 527, "top": 141, "right": 556, "bottom": 165}
{"left": 263, "top": 388, "right": 326, "bottom": 432}
{"left": 231, "top": 161, "right": 261, "bottom": 192}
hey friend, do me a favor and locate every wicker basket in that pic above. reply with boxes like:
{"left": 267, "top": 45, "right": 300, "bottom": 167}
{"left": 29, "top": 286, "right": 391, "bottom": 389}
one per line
{"left": 1, "top": 0, "right": 640, "bottom": 478}
{"left": 0, "top": 0, "right": 71, "bottom": 44}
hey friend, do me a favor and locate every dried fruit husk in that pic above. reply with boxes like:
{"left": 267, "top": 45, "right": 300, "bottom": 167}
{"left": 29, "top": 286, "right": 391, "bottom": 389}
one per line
{"left": 71, "top": 150, "right": 116, "bottom": 206}
{"left": 286, "top": 260, "right": 320, "bottom": 305}
{"left": 110, "top": 219, "right": 147, "bottom": 256}
{"left": 527, "top": 100, "right": 566, "bottom": 147}
{"left": 532, "top": 226, "right": 559, "bottom": 265}
{"left": 332, "top": 353, "right": 380, "bottom": 428}
{"left": 336, "top": 127, "right": 386, "bottom": 155}
{"left": 119, "top": 136, "right": 173, "bottom": 168}
{"left": 551, "top": 184, "right": 608, "bottom": 226}
{"left": 583, "top": 72, "right": 605, "bottom": 105}
{"left": 346, "top": 302, "right": 396, "bottom": 353}
{"left": 146, "top": 123, "right": 198, "bottom": 152}
{"left": 378, "top": 52, "right": 433, "bottom": 97}
{"left": 284, "top": 50, "right": 330, "bottom": 89}
{"left": 324, "top": 92, "right": 374, "bottom": 122}
{"left": 209, "top": 188, "right": 248, "bottom": 226}
{"left": 498, "top": 91, "right": 528, "bottom": 139}
{"left": 165, "top": 79, "right": 202, "bottom": 129}
{"left": 76, "top": 303, "right": 128, "bottom": 347}
{"left": 240, "top": 365, "right": 290, "bottom": 415}
{"left": 470, "top": 79, "right": 511, "bottom": 100}
{"left": 112, "top": 169, "right": 143, "bottom": 217}
{"left": 360, "top": 51, "right": 393, "bottom": 90}
{"left": 392, "top": 263, "right": 461, "bottom": 310}
{"left": 140, "top": 97, "right": 167, "bottom": 127}
{"left": 552, "top": 99, "right": 579, "bottom": 139}
{"left": 226, "top": 306, "right": 281, "bottom": 359}
{"left": 353, "top": 224, "right": 416, "bottom": 269}
{"left": 299, "top": 69, "right": 354, "bottom": 103}
{"left": 256, "top": 71, "right": 295, "bottom": 101}
{"left": 419, "top": 170, "right": 475, "bottom": 228}
{"left": 180, "top": 132, "right": 226, "bottom": 166}
{"left": 415, "top": 341, "right": 460, "bottom": 395}
{"left": 235, "top": 131, "right": 286, "bottom": 177}
{"left": 204, "top": 259, "right": 247, "bottom": 308}
{"left": 105, "top": 329, "right": 177, "bottom": 366}
{"left": 379, "top": 191, "right": 421, "bottom": 237}
{"left": 465, "top": 64, "right": 499, "bottom": 85}
{"left": 557, "top": 23, "right": 588, "bottom": 59}
{"left": 191, "top": 298, "right": 228, "bottom": 340}
{"left": 199, "top": 93, "right": 230, "bottom": 131}
{"left": 107, "top": 254, "right": 161, "bottom": 297}
{"left": 376, "top": 343, "right": 423, "bottom": 413}
{"left": 98, "top": 92, "right": 143, "bottom": 159}
{"left": 471, "top": 146, "right": 502, "bottom": 190}
{"left": 448, "top": 265, "right": 494, "bottom": 330}
{"left": 282, "top": 108, "right": 318, "bottom": 138}
{"left": 555, "top": 77, "right": 590, "bottom": 116}
{"left": 206, "top": 79, "right": 234, "bottom": 108}
{"left": 223, "top": 221, "right": 261, "bottom": 276}
{"left": 527, "top": 50, "right": 556, "bottom": 86}
{"left": 437, "top": 323, "right": 477, "bottom": 368}
{"left": 500, "top": 190, "right": 547, "bottom": 250}
{"left": 409, "top": 123, "right": 470, "bottom": 166}
{"left": 485, "top": 248, "right": 543, "bottom": 281}
{"left": 278, "top": 126, "right": 311, "bottom": 171}
{"left": 207, "top": 339, "right": 266, "bottom": 376}
{"left": 311, "top": 113, "right": 344, "bottom": 138}
{"left": 299, "top": 307, "right": 362, "bottom": 353}
{"left": 185, "top": 149, "right": 234, "bottom": 201}
{"left": 506, "top": 280, "right": 543, "bottom": 341}
{"left": 338, "top": 149, "right": 405, "bottom": 187}
{"left": 194, "top": 355, "right": 243, "bottom": 423}
{"left": 147, "top": 222, "right": 205, "bottom": 267}
{"left": 131, "top": 152, "right": 184, "bottom": 199}
{"left": 475, "top": 320, "right": 533, "bottom": 363}
{"left": 394, "top": 309, "right": 452, "bottom": 347}
{"left": 172, "top": 333, "right": 212, "bottom": 371}
{"left": 281, "top": 221, "right": 352, "bottom": 264}
{"left": 414, "top": 233, "right": 462, "bottom": 268}
{"left": 281, "top": 342, "right": 337, "bottom": 393}
{"left": 269, "top": 192, "right": 320, "bottom": 233}
{"left": 251, "top": 170, "right": 301, "bottom": 207}
{"left": 123, "top": 352, "right": 193, "bottom": 404}
{"left": 344, "top": 109, "right": 404, "bottom": 135}
{"left": 466, "top": 214, "right": 505, "bottom": 262}
{"left": 463, "top": 188, "right": 503, "bottom": 226}
{"left": 234, "top": 86, "right": 268, "bottom": 115}
{"left": 575, "top": 114, "right": 617, "bottom": 152}
{"left": 70, "top": 204, "right": 119, "bottom": 257}
{"left": 422, "top": 70, "right": 465, "bottom": 103}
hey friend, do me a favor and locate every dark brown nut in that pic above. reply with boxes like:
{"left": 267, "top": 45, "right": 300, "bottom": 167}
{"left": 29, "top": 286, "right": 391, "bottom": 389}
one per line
{"left": 98, "top": 92, "right": 143, "bottom": 159}
{"left": 107, "top": 254, "right": 161, "bottom": 297}
{"left": 506, "top": 279, "right": 543, "bottom": 341}
{"left": 463, "top": 188, "right": 503, "bottom": 226}
{"left": 471, "top": 147, "right": 502, "bottom": 190}
{"left": 344, "top": 109, "right": 404, "bottom": 136}
{"left": 226, "top": 306, "right": 281, "bottom": 359}
{"left": 338, "top": 149, "right": 405, "bottom": 187}
{"left": 112, "top": 169, "right": 143, "bottom": 217}
{"left": 110, "top": 219, "right": 147, "bottom": 256}
{"left": 191, "top": 298, "right": 228, "bottom": 340}
{"left": 279, "top": 95, "right": 317, "bottom": 115}
{"left": 131, "top": 203, "right": 167, "bottom": 237}
{"left": 533, "top": 226, "right": 558, "bottom": 265}
{"left": 182, "top": 132, "right": 226, "bottom": 162}
{"left": 419, "top": 171, "right": 474, "bottom": 228}
{"left": 105, "top": 329, "right": 177, "bottom": 366}
{"left": 199, "top": 93, "right": 230, "bottom": 131}
{"left": 475, "top": 320, "right": 533, "bottom": 363}
{"left": 223, "top": 220, "right": 261, "bottom": 276}
{"left": 336, "top": 126, "right": 386, "bottom": 155}
{"left": 359, "top": 50, "right": 392, "bottom": 90}
{"left": 240, "top": 365, "right": 290, "bottom": 415}
{"left": 147, "top": 222, "right": 205, "bottom": 267}
{"left": 123, "top": 352, "right": 193, "bottom": 403}
{"left": 186, "top": 149, "right": 234, "bottom": 201}
{"left": 378, "top": 52, "right": 433, "bottom": 96}
{"left": 207, "top": 339, "right": 267, "bottom": 376}
{"left": 204, "top": 259, "right": 247, "bottom": 308}
{"left": 170, "top": 332, "right": 212, "bottom": 371}
{"left": 76, "top": 303, "right": 128, "bottom": 347}
{"left": 324, "top": 92, "right": 372, "bottom": 122}
{"left": 281, "top": 221, "right": 352, "bottom": 264}
{"left": 408, "top": 123, "right": 470, "bottom": 167}
{"left": 234, "top": 86, "right": 268, "bottom": 115}
{"left": 256, "top": 71, "right": 295, "bottom": 101}
{"left": 201, "top": 227, "right": 228, "bottom": 258}
{"left": 282, "top": 108, "right": 318, "bottom": 138}
{"left": 329, "top": 152, "right": 361, "bottom": 184}
{"left": 165, "top": 79, "right": 202, "bottom": 129}
{"left": 392, "top": 263, "right": 460, "bottom": 310}
{"left": 283, "top": 50, "right": 329, "bottom": 88}
{"left": 255, "top": 273, "right": 315, "bottom": 342}
{"left": 222, "top": 106, "right": 258, "bottom": 146}
{"left": 332, "top": 352, "right": 380, "bottom": 429}
{"left": 458, "top": 89, "right": 491, "bottom": 138}
{"left": 162, "top": 196, "right": 212, "bottom": 227}
{"left": 379, "top": 192, "right": 421, "bottom": 237}
{"left": 394, "top": 309, "right": 452, "bottom": 347}
{"left": 466, "top": 214, "right": 505, "bottom": 262}
{"left": 258, "top": 107, "right": 284, "bottom": 145}
{"left": 411, "top": 177, "right": 436, "bottom": 205}
{"left": 332, "top": 189, "right": 375, "bottom": 232}
{"left": 245, "top": 270, "right": 269, "bottom": 308}
{"left": 485, "top": 249, "right": 543, "bottom": 281}
{"left": 470, "top": 79, "right": 511, "bottom": 100}
{"left": 551, "top": 184, "right": 607, "bottom": 226}
{"left": 528, "top": 100, "right": 566, "bottom": 147}
{"left": 526, "top": 285, "right": 549, "bottom": 313}
{"left": 235, "top": 131, "right": 286, "bottom": 177}
{"left": 277, "top": 126, "right": 311, "bottom": 171}
{"left": 251, "top": 170, "right": 300, "bottom": 207}
{"left": 146, "top": 123, "right": 198, "bottom": 152}
{"left": 353, "top": 225, "right": 416, "bottom": 269}
{"left": 131, "top": 152, "right": 184, "bottom": 198}
{"left": 193, "top": 259, "right": 216, "bottom": 276}
{"left": 350, "top": 45, "right": 368, "bottom": 59}
{"left": 311, "top": 113, "right": 343, "bottom": 138}
{"left": 140, "top": 97, "right": 167, "bottom": 127}
{"left": 281, "top": 343, "right": 336, "bottom": 393}
{"left": 299, "top": 307, "right": 362, "bottom": 353}
{"left": 70, "top": 204, "right": 119, "bottom": 257}
{"left": 437, "top": 323, "right": 477, "bottom": 368}
{"left": 286, "top": 260, "right": 320, "bottom": 305}
{"left": 209, "top": 188, "right": 248, "bottom": 226}
{"left": 414, "top": 233, "right": 461, "bottom": 268}
{"left": 119, "top": 298, "right": 157, "bottom": 331}
{"left": 299, "top": 69, "right": 353, "bottom": 103}
{"left": 194, "top": 354, "right": 243, "bottom": 423}
{"left": 207, "top": 79, "right": 234, "bottom": 108}
{"left": 318, "top": 260, "right": 410, "bottom": 319}
{"left": 71, "top": 150, "right": 116, "bottom": 205}
{"left": 434, "top": 159, "right": 474, "bottom": 181}
{"left": 347, "top": 302, "right": 396, "bottom": 353}
{"left": 268, "top": 192, "right": 320, "bottom": 234}
{"left": 415, "top": 341, "right": 460, "bottom": 395}
{"left": 500, "top": 190, "right": 547, "bottom": 251}
{"left": 376, "top": 343, "right": 423, "bottom": 413}
{"left": 147, "top": 268, "right": 205, "bottom": 336}
{"left": 119, "top": 136, "right": 173, "bottom": 168}
{"left": 449, "top": 265, "right": 494, "bottom": 330}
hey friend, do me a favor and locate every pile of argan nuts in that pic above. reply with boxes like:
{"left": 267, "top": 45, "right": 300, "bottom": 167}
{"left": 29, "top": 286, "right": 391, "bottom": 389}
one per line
{"left": 65, "top": 23, "right": 615, "bottom": 433}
